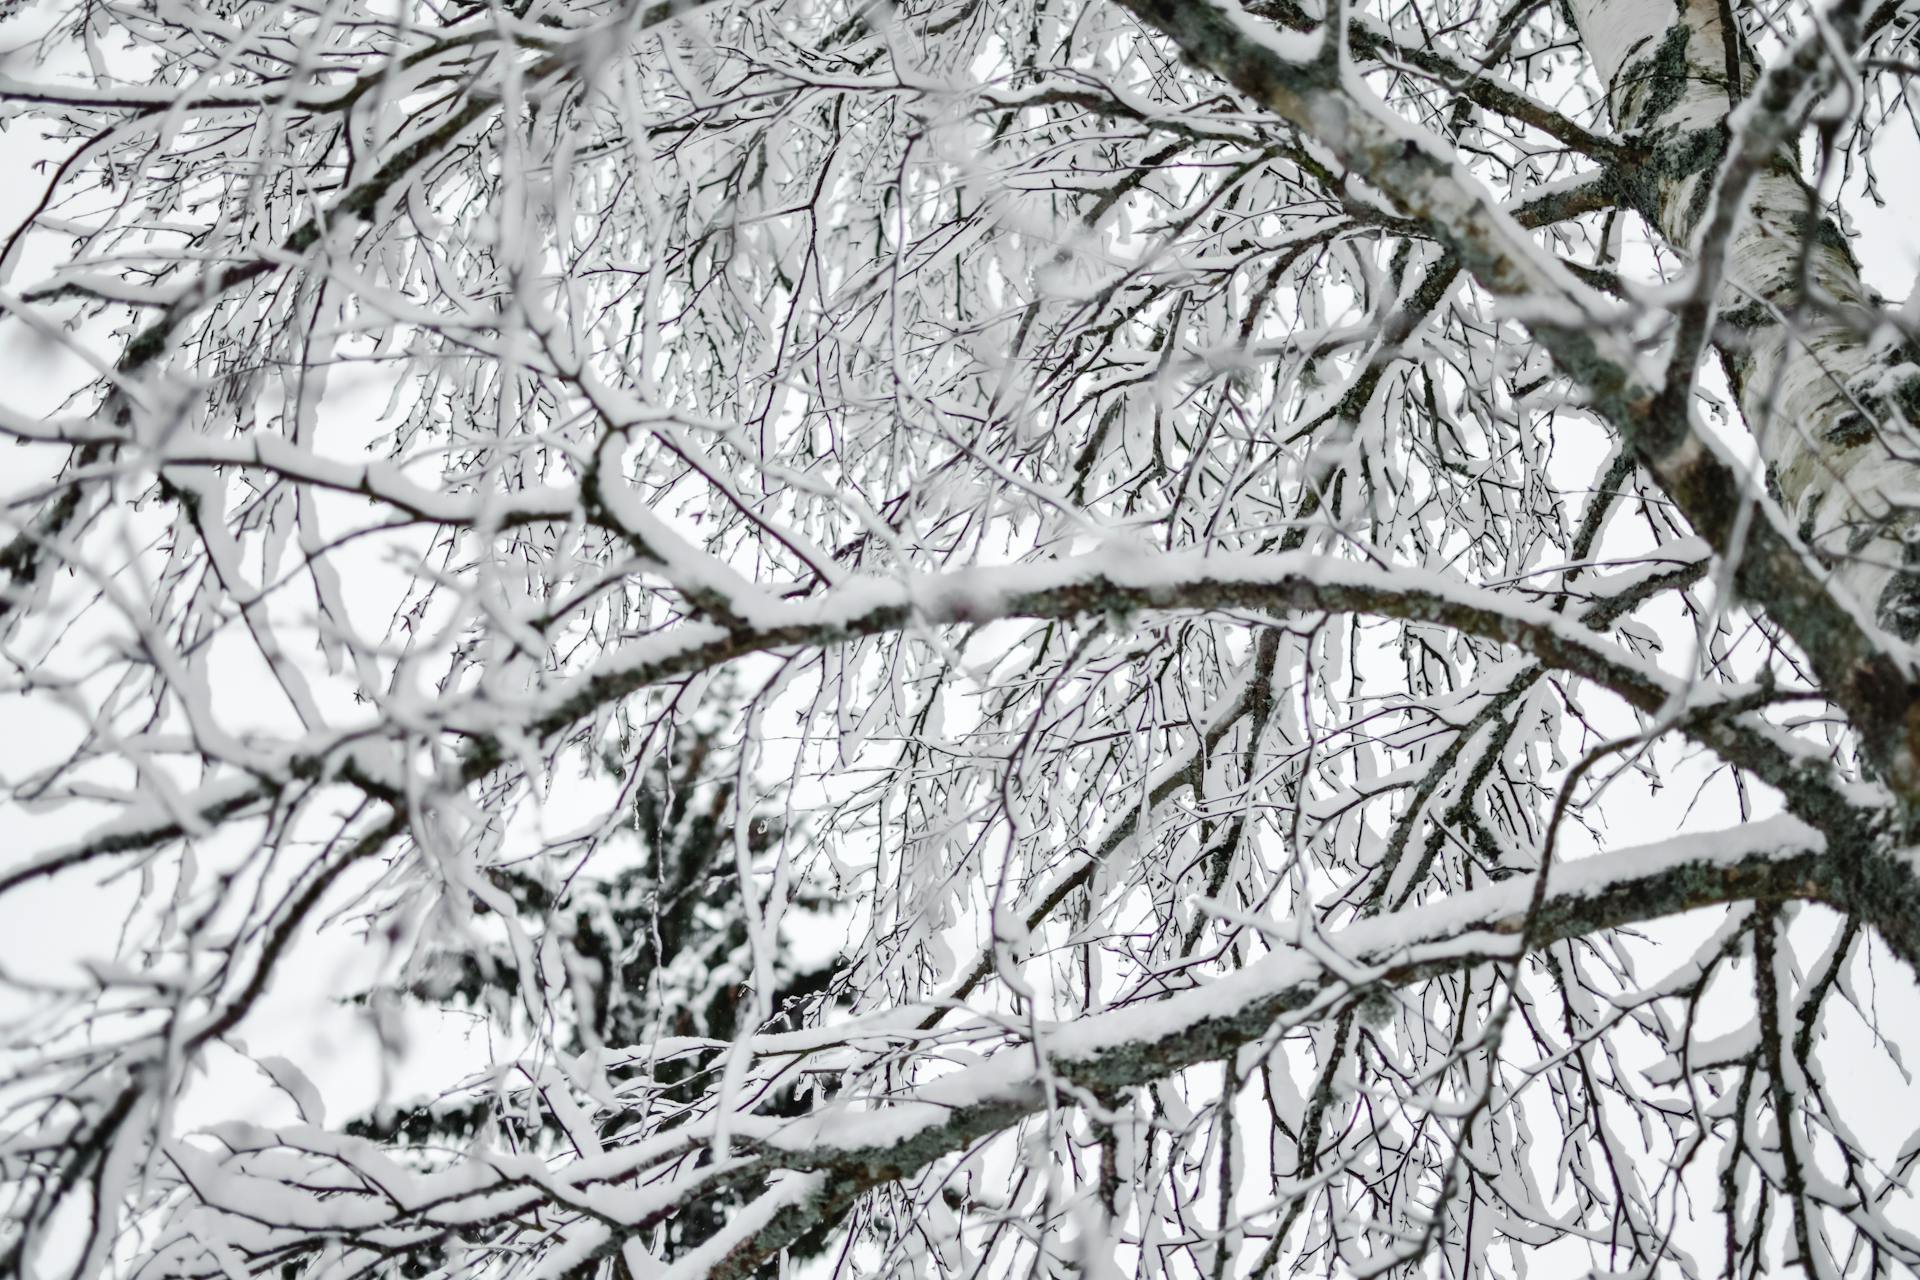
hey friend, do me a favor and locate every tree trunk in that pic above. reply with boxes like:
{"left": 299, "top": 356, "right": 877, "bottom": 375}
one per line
{"left": 1570, "top": 0, "right": 1920, "bottom": 635}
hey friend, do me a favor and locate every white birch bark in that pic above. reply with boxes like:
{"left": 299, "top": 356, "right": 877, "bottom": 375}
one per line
{"left": 1571, "top": 0, "right": 1920, "bottom": 634}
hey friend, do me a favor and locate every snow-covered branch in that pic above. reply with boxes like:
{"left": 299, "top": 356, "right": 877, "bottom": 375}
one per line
{"left": 4, "top": 0, "right": 1919, "bottom": 1275}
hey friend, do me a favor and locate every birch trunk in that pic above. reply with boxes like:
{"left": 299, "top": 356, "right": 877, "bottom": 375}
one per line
{"left": 1569, "top": 0, "right": 1920, "bottom": 635}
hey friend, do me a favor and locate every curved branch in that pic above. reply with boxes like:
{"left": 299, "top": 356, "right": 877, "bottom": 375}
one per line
{"left": 156, "top": 817, "right": 1920, "bottom": 1280}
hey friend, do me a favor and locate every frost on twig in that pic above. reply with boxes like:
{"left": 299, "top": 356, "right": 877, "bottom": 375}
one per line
{"left": 2, "top": 0, "right": 1920, "bottom": 1277}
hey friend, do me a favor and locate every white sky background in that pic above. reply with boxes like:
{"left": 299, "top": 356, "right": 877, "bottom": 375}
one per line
{"left": 0, "top": 2, "right": 1919, "bottom": 1275}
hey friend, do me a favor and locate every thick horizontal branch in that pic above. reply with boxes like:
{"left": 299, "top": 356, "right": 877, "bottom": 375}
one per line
{"left": 681, "top": 818, "right": 1920, "bottom": 1280}
{"left": 168, "top": 818, "right": 1920, "bottom": 1280}
{"left": 494, "top": 548, "right": 1857, "bottom": 830}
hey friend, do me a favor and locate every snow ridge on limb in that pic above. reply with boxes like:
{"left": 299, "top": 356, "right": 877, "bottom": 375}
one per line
{"left": 139, "top": 815, "right": 1890, "bottom": 1280}
{"left": 467, "top": 547, "right": 1851, "bottom": 823}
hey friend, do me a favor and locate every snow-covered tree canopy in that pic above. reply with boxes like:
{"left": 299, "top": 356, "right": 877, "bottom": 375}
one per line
{"left": 6, "top": 0, "right": 1920, "bottom": 1274}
